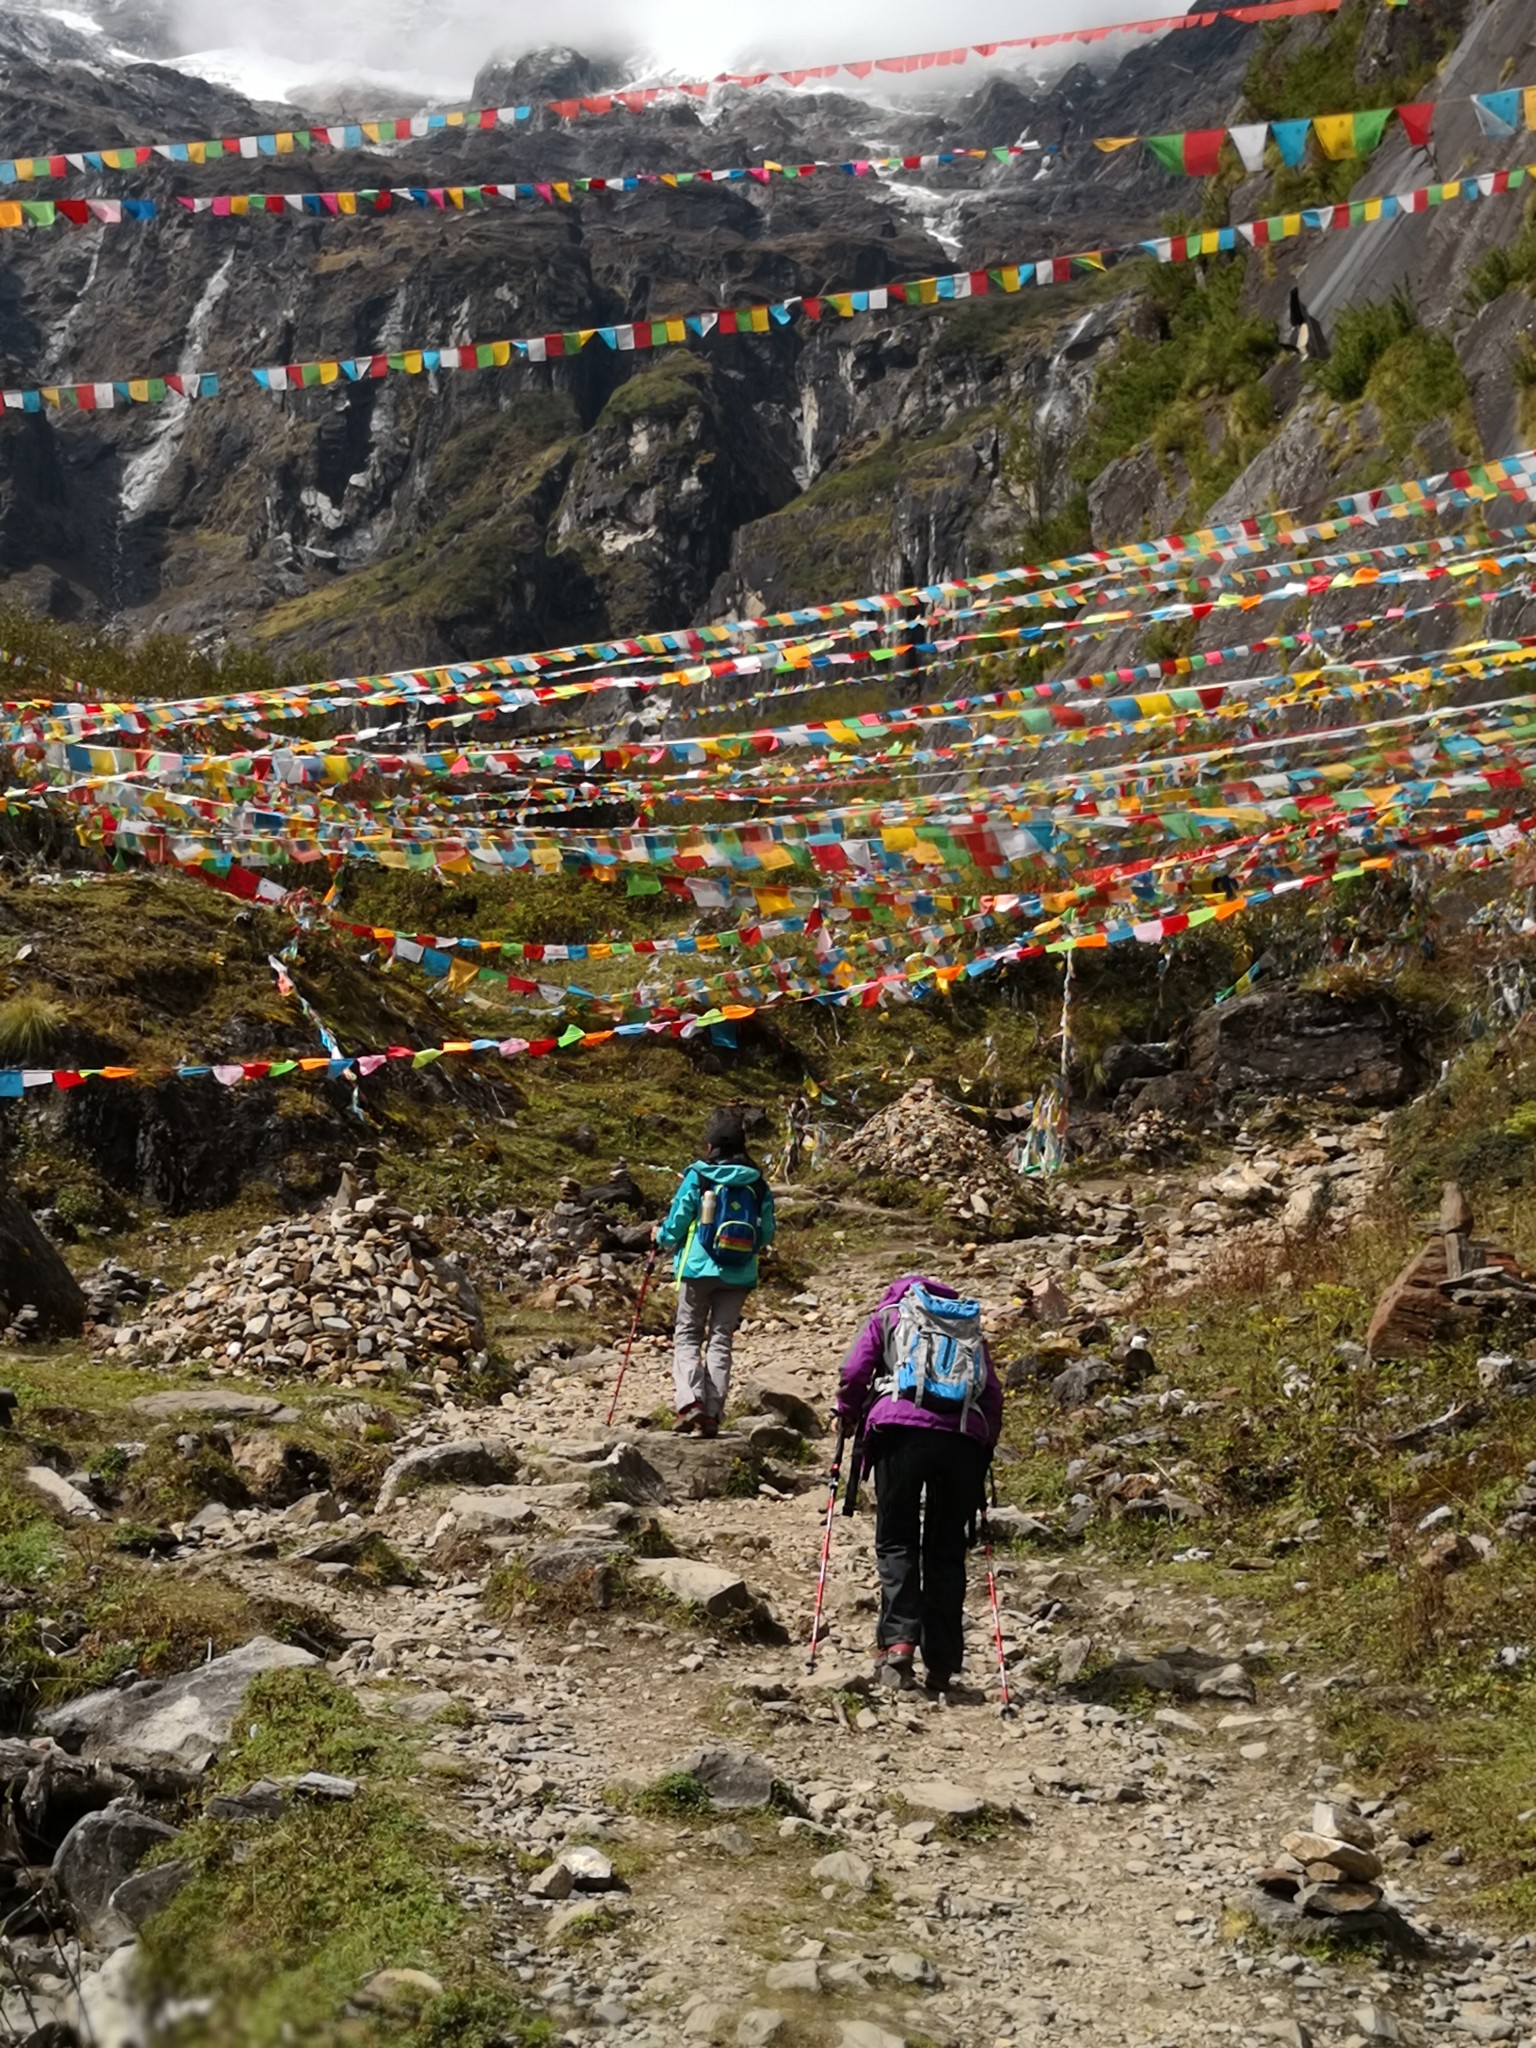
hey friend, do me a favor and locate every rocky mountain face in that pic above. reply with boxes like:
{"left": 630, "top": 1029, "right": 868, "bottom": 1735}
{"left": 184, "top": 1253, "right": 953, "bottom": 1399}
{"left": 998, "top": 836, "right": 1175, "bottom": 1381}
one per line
{"left": 0, "top": 0, "right": 1530, "bottom": 672}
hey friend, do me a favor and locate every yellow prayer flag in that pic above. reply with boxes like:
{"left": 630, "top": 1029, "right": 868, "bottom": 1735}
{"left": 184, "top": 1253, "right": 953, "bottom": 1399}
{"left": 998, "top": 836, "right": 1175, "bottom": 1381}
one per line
{"left": 0, "top": 204, "right": 20, "bottom": 230}
{"left": 1093, "top": 137, "right": 1137, "bottom": 153}
{"left": 553, "top": 182, "right": 571, "bottom": 202}
{"left": 446, "top": 956, "right": 479, "bottom": 994}
{"left": 317, "top": 361, "right": 340, "bottom": 385}
{"left": 1311, "top": 114, "right": 1357, "bottom": 160}
{"left": 757, "top": 842, "right": 796, "bottom": 869}
{"left": 664, "top": 319, "right": 686, "bottom": 342}
{"left": 402, "top": 351, "right": 425, "bottom": 374}
{"left": 881, "top": 827, "right": 917, "bottom": 852}
{"left": 754, "top": 888, "right": 794, "bottom": 914}
{"left": 275, "top": 132, "right": 295, "bottom": 153}
{"left": 336, "top": 191, "right": 356, "bottom": 215}
{"left": 1525, "top": 86, "right": 1536, "bottom": 131}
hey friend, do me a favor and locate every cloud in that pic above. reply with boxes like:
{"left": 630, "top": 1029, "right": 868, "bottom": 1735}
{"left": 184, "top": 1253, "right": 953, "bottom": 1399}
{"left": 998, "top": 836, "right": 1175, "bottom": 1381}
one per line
{"left": 169, "top": 0, "right": 1166, "bottom": 102}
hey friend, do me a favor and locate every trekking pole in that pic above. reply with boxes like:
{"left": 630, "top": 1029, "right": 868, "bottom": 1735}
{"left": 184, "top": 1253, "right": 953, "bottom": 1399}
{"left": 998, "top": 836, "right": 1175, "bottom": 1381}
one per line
{"left": 806, "top": 1426, "right": 847, "bottom": 1674}
{"left": 604, "top": 1246, "right": 658, "bottom": 1429}
{"left": 981, "top": 1467, "right": 1016, "bottom": 1720}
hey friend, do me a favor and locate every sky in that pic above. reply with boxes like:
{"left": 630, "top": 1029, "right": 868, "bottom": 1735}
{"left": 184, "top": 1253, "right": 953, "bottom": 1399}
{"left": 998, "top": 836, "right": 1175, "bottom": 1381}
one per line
{"left": 166, "top": 0, "right": 1168, "bottom": 105}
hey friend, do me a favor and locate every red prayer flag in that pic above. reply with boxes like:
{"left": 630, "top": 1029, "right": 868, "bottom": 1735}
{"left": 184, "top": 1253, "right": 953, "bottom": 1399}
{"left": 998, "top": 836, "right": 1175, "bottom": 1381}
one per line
{"left": 1396, "top": 102, "right": 1434, "bottom": 148}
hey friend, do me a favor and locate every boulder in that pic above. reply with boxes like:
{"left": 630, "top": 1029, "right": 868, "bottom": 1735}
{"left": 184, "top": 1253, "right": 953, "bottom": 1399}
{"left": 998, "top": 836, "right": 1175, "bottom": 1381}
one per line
{"left": 736, "top": 2011, "right": 788, "bottom": 2047}
{"left": 899, "top": 1779, "right": 985, "bottom": 1821}
{"left": 1184, "top": 987, "right": 1424, "bottom": 1108}
{"left": 838, "top": 2024, "right": 909, "bottom": 2048}
{"left": 446, "top": 1484, "right": 585, "bottom": 1535}
{"left": 375, "top": 1439, "right": 517, "bottom": 1509}
{"left": 1099, "top": 1041, "right": 1182, "bottom": 1097}
{"left": 630, "top": 1435, "right": 745, "bottom": 1501}
{"left": 42, "top": 1637, "right": 320, "bottom": 1772}
{"left": 682, "top": 1745, "right": 776, "bottom": 1810}
{"left": 631, "top": 1557, "right": 754, "bottom": 1619}
{"left": 129, "top": 1392, "right": 297, "bottom": 1424}
{"left": 742, "top": 1380, "right": 823, "bottom": 1438}
{"left": 52, "top": 1803, "right": 180, "bottom": 1947}
{"left": 1101, "top": 1648, "right": 1255, "bottom": 1703}
{"left": 1048, "top": 1358, "right": 1118, "bottom": 1410}
{"left": 812, "top": 1850, "right": 872, "bottom": 1892}
{"left": 22, "top": 1466, "right": 100, "bottom": 1520}
{"left": 230, "top": 1433, "right": 326, "bottom": 1506}
{"left": 524, "top": 1539, "right": 627, "bottom": 1606}
{"left": 108, "top": 1857, "right": 192, "bottom": 1931}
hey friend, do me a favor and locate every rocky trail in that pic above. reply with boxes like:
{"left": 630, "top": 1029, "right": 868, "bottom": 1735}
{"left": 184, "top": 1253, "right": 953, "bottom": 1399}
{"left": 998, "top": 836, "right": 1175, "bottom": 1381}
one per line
{"left": 42, "top": 1215, "right": 1528, "bottom": 2048}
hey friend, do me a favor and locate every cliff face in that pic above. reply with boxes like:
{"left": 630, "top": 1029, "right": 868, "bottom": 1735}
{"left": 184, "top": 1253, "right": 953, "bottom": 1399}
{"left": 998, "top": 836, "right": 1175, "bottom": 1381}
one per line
{"left": 0, "top": 0, "right": 1530, "bottom": 671}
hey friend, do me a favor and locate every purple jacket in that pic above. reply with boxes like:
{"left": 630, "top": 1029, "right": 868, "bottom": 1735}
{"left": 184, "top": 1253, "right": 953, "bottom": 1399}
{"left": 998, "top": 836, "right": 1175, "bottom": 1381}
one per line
{"left": 834, "top": 1274, "right": 1004, "bottom": 1450}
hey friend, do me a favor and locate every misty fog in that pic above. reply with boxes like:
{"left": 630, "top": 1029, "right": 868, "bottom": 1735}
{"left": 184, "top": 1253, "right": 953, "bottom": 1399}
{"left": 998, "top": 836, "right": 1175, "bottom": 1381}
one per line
{"left": 168, "top": 0, "right": 1173, "bottom": 104}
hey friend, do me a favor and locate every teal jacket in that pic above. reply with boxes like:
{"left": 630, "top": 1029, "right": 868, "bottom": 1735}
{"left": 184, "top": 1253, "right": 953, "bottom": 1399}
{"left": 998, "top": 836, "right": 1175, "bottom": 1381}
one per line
{"left": 658, "top": 1161, "right": 775, "bottom": 1287}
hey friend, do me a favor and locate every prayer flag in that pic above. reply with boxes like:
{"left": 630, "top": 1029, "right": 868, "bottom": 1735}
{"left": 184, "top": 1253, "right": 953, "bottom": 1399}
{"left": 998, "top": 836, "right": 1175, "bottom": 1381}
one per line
{"left": 1145, "top": 129, "right": 1226, "bottom": 175}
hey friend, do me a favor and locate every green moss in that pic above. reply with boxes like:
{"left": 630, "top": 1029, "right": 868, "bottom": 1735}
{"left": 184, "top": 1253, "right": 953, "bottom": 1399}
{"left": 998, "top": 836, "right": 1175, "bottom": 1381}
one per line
{"left": 211, "top": 1669, "right": 413, "bottom": 1788}
{"left": 602, "top": 353, "right": 712, "bottom": 423}
{"left": 626, "top": 1769, "right": 712, "bottom": 1818}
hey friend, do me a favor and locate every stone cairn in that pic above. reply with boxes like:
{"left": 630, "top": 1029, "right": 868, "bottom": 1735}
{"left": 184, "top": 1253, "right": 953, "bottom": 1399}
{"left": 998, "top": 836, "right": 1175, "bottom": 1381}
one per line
{"left": 836, "top": 1078, "right": 1054, "bottom": 1236}
{"left": 107, "top": 1184, "right": 482, "bottom": 1384}
{"left": 1367, "top": 1181, "right": 1536, "bottom": 1358}
{"left": 1253, "top": 1798, "right": 1408, "bottom": 1939}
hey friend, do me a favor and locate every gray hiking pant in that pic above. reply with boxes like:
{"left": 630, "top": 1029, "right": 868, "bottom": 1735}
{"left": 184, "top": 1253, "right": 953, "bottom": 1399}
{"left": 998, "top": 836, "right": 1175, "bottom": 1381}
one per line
{"left": 672, "top": 1278, "right": 750, "bottom": 1417}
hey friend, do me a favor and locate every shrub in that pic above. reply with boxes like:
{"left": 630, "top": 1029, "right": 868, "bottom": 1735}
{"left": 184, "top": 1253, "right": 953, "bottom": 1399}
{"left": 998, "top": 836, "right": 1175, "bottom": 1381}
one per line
{"left": 1311, "top": 287, "right": 1419, "bottom": 403}
{"left": 0, "top": 993, "right": 65, "bottom": 1063}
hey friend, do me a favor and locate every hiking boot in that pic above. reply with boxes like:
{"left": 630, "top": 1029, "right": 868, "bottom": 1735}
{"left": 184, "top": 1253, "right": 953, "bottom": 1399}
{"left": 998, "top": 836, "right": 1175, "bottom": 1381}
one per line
{"left": 877, "top": 1642, "right": 916, "bottom": 1689}
{"left": 923, "top": 1668, "right": 954, "bottom": 1697}
{"left": 698, "top": 1414, "right": 721, "bottom": 1440}
{"left": 672, "top": 1409, "right": 700, "bottom": 1435}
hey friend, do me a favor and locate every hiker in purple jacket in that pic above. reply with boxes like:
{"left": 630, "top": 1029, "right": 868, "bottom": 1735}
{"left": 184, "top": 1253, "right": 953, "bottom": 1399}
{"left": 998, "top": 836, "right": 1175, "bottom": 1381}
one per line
{"left": 835, "top": 1274, "right": 1005, "bottom": 1694}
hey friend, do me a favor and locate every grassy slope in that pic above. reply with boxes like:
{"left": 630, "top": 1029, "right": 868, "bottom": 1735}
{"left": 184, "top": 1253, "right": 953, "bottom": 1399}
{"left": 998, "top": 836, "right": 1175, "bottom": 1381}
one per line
{"left": 998, "top": 1012, "right": 1536, "bottom": 1922}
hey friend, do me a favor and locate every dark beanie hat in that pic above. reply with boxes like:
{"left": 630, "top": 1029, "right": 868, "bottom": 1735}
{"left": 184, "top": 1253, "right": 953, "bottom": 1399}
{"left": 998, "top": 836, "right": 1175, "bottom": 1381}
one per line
{"left": 703, "top": 1106, "right": 748, "bottom": 1155}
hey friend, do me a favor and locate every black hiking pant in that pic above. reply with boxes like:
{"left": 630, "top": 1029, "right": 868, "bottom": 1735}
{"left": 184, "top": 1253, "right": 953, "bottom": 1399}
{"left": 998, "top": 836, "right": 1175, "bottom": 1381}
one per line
{"left": 870, "top": 1426, "right": 989, "bottom": 1678}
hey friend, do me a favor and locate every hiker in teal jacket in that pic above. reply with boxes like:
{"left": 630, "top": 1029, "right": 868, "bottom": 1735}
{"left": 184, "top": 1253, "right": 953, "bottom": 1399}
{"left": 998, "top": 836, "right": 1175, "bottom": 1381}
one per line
{"left": 655, "top": 1108, "right": 775, "bottom": 1437}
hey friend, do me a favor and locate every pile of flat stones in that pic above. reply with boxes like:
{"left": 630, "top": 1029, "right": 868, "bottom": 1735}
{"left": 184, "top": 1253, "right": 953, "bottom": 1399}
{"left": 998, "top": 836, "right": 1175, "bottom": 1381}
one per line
{"left": 837, "top": 1079, "right": 1054, "bottom": 1236}
{"left": 106, "top": 1195, "right": 482, "bottom": 1384}
{"left": 1252, "top": 1797, "right": 1410, "bottom": 1938}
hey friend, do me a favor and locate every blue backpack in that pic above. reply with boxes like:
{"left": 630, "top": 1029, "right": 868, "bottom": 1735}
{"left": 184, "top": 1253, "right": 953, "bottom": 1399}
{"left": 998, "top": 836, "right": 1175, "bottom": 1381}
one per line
{"left": 699, "top": 1178, "right": 761, "bottom": 1268}
{"left": 879, "top": 1287, "right": 987, "bottom": 1422}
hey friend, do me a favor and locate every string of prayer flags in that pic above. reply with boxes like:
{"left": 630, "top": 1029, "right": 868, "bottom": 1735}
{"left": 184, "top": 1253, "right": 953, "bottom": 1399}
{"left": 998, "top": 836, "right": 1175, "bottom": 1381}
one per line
{"left": 3, "top": 804, "right": 1528, "bottom": 1103}
{"left": 9, "top": 161, "right": 1536, "bottom": 419}
{"left": 0, "top": 0, "right": 1345, "bottom": 190}
{"left": 5, "top": 85, "right": 1535, "bottom": 244}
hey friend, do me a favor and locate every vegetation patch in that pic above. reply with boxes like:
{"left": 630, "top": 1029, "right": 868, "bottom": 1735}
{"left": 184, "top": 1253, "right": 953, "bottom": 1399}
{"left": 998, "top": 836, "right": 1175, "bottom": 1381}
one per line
{"left": 141, "top": 1670, "right": 547, "bottom": 2045}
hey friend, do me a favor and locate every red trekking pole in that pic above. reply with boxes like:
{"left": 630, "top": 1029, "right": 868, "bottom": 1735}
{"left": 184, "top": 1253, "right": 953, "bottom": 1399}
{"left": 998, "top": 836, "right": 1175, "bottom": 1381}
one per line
{"left": 982, "top": 1469, "right": 1016, "bottom": 1719}
{"left": 806, "top": 1427, "right": 848, "bottom": 1673}
{"left": 604, "top": 1247, "right": 658, "bottom": 1429}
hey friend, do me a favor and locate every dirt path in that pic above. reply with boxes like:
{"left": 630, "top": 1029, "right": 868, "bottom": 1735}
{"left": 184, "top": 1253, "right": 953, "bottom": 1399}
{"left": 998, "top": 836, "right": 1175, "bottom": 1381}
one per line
{"left": 203, "top": 1248, "right": 1532, "bottom": 2048}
